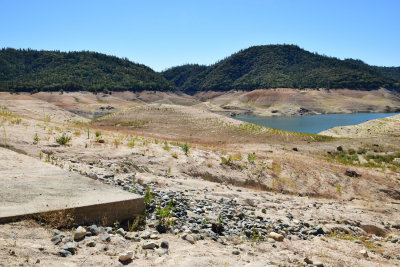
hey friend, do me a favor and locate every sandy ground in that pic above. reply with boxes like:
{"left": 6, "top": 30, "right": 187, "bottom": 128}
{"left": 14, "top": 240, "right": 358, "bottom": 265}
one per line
{"left": 1, "top": 91, "right": 400, "bottom": 266}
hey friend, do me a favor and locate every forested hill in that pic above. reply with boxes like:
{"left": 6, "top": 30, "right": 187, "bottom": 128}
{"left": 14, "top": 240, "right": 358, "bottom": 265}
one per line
{"left": 374, "top": 66, "right": 400, "bottom": 82}
{"left": 0, "top": 48, "right": 176, "bottom": 92}
{"left": 162, "top": 45, "right": 400, "bottom": 93}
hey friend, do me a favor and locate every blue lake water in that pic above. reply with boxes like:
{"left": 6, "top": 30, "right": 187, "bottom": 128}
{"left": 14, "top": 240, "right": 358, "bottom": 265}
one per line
{"left": 234, "top": 113, "right": 400, "bottom": 134}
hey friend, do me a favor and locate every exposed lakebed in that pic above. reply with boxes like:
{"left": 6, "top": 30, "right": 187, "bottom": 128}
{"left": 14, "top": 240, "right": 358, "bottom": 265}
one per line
{"left": 234, "top": 113, "right": 400, "bottom": 134}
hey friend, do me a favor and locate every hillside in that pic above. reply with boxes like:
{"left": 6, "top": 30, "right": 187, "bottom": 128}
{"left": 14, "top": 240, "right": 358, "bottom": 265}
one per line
{"left": 162, "top": 64, "right": 208, "bottom": 89}
{"left": 162, "top": 45, "right": 400, "bottom": 93}
{"left": 0, "top": 48, "right": 176, "bottom": 93}
{"left": 375, "top": 66, "right": 400, "bottom": 82}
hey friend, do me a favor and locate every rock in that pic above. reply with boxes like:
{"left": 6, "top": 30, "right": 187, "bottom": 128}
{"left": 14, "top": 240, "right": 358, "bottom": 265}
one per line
{"left": 232, "top": 250, "right": 240, "bottom": 255}
{"left": 268, "top": 232, "right": 284, "bottom": 242}
{"left": 140, "top": 231, "right": 151, "bottom": 239}
{"left": 62, "top": 242, "right": 77, "bottom": 254}
{"left": 292, "top": 147, "right": 298, "bottom": 152}
{"left": 87, "top": 225, "right": 101, "bottom": 235}
{"left": 337, "top": 146, "right": 343, "bottom": 152}
{"left": 380, "top": 188, "right": 400, "bottom": 200}
{"left": 51, "top": 235, "right": 62, "bottom": 245}
{"left": 73, "top": 226, "right": 87, "bottom": 240}
{"left": 160, "top": 241, "right": 169, "bottom": 249}
{"left": 58, "top": 249, "right": 72, "bottom": 257}
{"left": 100, "top": 234, "right": 111, "bottom": 242}
{"left": 313, "top": 262, "right": 324, "bottom": 267}
{"left": 116, "top": 228, "right": 125, "bottom": 237}
{"left": 345, "top": 170, "right": 361, "bottom": 178}
{"left": 125, "top": 232, "right": 138, "bottom": 240}
{"left": 261, "top": 208, "right": 266, "bottom": 214}
{"left": 86, "top": 240, "right": 96, "bottom": 247}
{"left": 304, "top": 257, "right": 313, "bottom": 264}
{"left": 156, "top": 224, "right": 167, "bottom": 234}
{"left": 53, "top": 229, "right": 62, "bottom": 236}
{"left": 142, "top": 241, "right": 157, "bottom": 249}
{"left": 155, "top": 248, "right": 168, "bottom": 256}
{"left": 311, "top": 226, "right": 325, "bottom": 236}
{"left": 360, "top": 225, "right": 387, "bottom": 237}
{"left": 322, "top": 224, "right": 350, "bottom": 234}
{"left": 118, "top": 251, "right": 133, "bottom": 262}
{"left": 184, "top": 234, "right": 196, "bottom": 244}
{"left": 211, "top": 223, "right": 224, "bottom": 234}
{"left": 360, "top": 249, "right": 368, "bottom": 258}
{"left": 150, "top": 234, "right": 160, "bottom": 239}
{"left": 396, "top": 254, "right": 400, "bottom": 260}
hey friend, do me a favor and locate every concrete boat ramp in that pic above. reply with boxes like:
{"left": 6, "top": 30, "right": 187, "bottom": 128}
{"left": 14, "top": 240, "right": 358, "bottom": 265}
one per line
{"left": 0, "top": 148, "right": 144, "bottom": 224}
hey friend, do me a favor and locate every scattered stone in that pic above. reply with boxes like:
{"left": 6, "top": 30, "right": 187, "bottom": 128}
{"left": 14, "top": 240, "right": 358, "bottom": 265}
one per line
{"left": 211, "top": 223, "right": 224, "bottom": 234}
{"left": 58, "top": 249, "right": 72, "bottom": 257}
{"left": 345, "top": 170, "right": 361, "bottom": 178}
{"left": 183, "top": 234, "right": 196, "bottom": 244}
{"left": 142, "top": 241, "right": 157, "bottom": 249}
{"left": 51, "top": 235, "right": 62, "bottom": 245}
{"left": 232, "top": 250, "right": 240, "bottom": 255}
{"left": 337, "top": 146, "right": 343, "bottom": 152}
{"left": 140, "top": 231, "right": 151, "bottom": 239}
{"left": 160, "top": 241, "right": 169, "bottom": 249}
{"left": 382, "top": 253, "right": 391, "bottom": 259}
{"left": 86, "top": 240, "right": 96, "bottom": 247}
{"left": 73, "top": 226, "right": 87, "bottom": 241}
{"left": 100, "top": 234, "right": 111, "bottom": 242}
{"left": 304, "top": 257, "right": 313, "bottom": 264}
{"left": 62, "top": 242, "right": 76, "bottom": 254}
{"left": 87, "top": 225, "right": 101, "bottom": 235}
{"left": 118, "top": 251, "right": 133, "bottom": 262}
{"left": 155, "top": 248, "right": 168, "bottom": 256}
{"left": 268, "top": 232, "right": 284, "bottom": 242}
{"left": 156, "top": 224, "right": 167, "bottom": 234}
{"left": 150, "top": 234, "right": 160, "bottom": 239}
{"left": 125, "top": 232, "right": 138, "bottom": 240}
{"left": 360, "top": 249, "right": 368, "bottom": 258}
{"left": 261, "top": 208, "right": 266, "bottom": 214}
{"left": 313, "top": 261, "right": 324, "bottom": 267}
{"left": 116, "top": 228, "right": 125, "bottom": 237}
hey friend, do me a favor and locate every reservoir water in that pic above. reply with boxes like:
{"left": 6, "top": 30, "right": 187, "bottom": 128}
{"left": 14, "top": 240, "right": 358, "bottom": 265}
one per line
{"left": 234, "top": 113, "right": 399, "bottom": 134}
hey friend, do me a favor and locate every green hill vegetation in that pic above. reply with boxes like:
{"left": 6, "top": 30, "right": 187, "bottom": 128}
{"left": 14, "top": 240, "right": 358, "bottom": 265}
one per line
{"left": 374, "top": 66, "right": 400, "bottom": 82}
{"left": 162, "top": 45, "right": 400, "bottom": 93}
{"left": 0, "top": 48, "right": 175, "bottom": 93}
{"left": 1, "top": 46, "right": 399, "bottom": 94}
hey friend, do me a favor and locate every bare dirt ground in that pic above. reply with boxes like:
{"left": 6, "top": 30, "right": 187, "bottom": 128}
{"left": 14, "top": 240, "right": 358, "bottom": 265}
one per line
{"left": 1, "top": 91, "right": 400, "bottom": 266}
{"left": 320, "top": 114, "right": 400, "bottom": 138}
{"left": 195, "top": 88, "right": 400, "bottom": 116}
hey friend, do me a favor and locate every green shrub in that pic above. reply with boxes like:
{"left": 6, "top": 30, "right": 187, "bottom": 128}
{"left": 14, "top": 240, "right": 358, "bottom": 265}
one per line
{"left": 163, "top": 141, "right": 170, "bottom": 151}
{"left": 247, "top": 153, "right": 256, "bottom": 163}
{"left": 181, "top": 142, "right": 190, "bottom": 155}
{"left": 95, "top": 131, "right": 101, "bottom": 137}
{"left": 55, "top": 133, "right": 71, "bottom": 145}
{"left": 127, "top": 139, "right": 135, "bottom": 147}
{"left": 221, "top": 156, "right": 232, "bottom": 165}
{"left": 33, "top": 133, "right": 40, "bottom": 144}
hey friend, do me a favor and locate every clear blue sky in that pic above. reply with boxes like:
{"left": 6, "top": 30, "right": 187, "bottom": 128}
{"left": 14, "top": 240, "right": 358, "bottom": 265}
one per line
{"left": 1, "top": 0, "right": 399, "bottom": 71}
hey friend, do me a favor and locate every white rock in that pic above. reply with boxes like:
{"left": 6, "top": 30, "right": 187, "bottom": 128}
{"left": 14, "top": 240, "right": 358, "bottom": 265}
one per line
{"left": 360, "top": 249, "right": 368, "bottom": 258}
{"left": 73, "top": 226, "right": 86, "bottom": 240}
{"left": 268, "top": 232, "right": 284, "bottom": 242}
{"left": 185, "top": 234, "right": 196, "bottom": 244}
{"left": 119, "top": 251, "right": 133, "bottom": 262}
